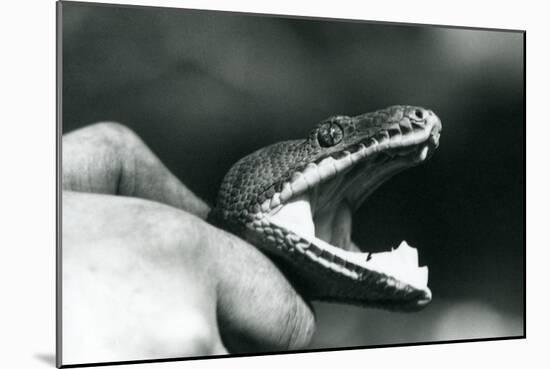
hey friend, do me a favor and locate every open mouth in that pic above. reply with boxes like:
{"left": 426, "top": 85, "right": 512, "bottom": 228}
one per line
{"left": 252, "top": 108, "right": 442, "bottom": 308}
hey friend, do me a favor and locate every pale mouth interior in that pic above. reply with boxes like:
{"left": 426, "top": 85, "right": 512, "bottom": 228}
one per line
{"left": 264, "top": 139, "right": 436, "bottom": 292}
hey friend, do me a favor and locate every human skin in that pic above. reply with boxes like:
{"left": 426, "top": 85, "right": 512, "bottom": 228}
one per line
{"left": 61, "top": 122, "right": 315, "bottom": 363}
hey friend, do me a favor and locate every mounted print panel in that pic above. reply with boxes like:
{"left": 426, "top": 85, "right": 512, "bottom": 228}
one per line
{"left": 57, "top": 1, "right": 525, "bottom": 367}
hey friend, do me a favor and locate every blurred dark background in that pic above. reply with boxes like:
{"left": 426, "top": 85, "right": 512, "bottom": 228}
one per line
{"left": 61, "top": 2, "right": 524, "bottom": 349}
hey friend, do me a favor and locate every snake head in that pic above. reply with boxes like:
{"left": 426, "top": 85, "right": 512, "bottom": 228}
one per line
{"left": 213, "top": 105, "right": 442, "bottom": 311}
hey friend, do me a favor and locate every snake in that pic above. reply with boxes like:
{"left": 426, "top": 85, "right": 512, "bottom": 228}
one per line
{"left": 208, "top": 105, "right": 442, "bottom": 312}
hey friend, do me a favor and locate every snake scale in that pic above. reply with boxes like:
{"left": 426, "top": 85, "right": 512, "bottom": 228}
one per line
{"left": 209, "top": 105, "right": 442, "bottom": 312}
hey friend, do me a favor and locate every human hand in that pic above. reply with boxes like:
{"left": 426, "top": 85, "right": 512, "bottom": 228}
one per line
{"left": 61, "top": 123, "right": 315, "bottom": 364}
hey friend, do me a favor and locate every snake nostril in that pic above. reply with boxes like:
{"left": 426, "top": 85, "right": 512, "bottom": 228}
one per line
{"left": 414, "top": 109, "right": 423, "bottom": 119}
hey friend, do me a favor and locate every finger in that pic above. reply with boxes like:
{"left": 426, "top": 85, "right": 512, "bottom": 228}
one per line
{"left": 203, "top": 226, "right": 316, "bottom": 353}
{"left": 63, "top": 122, "right": 210, "bottom": 218}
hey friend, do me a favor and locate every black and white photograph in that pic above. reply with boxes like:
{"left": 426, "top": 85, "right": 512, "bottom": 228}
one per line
{"left": 57, "top": 1, "right": 524, "bottom": 367}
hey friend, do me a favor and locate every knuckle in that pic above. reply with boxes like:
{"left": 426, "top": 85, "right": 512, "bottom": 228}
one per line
{"left": 89, "top": 121, "right": 142, "bottom": 149}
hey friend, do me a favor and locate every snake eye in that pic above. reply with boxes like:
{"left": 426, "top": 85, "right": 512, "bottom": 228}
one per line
{"left": 317, "top": 121, "right": 344, "bottom": 147}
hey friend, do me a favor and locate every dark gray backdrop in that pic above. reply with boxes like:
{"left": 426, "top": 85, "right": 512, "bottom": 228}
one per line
{"left": 62, "top": 2, "right": 524, "bottom": 349}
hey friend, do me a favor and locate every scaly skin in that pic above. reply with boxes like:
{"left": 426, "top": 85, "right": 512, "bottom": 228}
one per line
{"left": 209, "top": 105, "right": 442, "bottom": 311}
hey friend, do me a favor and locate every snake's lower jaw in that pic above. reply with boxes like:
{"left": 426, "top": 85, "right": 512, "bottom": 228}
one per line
{"left": 259, "top": 216, "right": 432, "bottom": 310}
{"left": 266, "top": 196, "right": 432, "bottom": 310}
